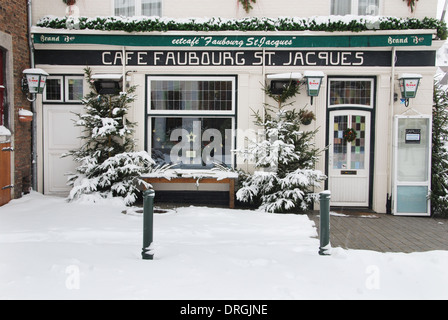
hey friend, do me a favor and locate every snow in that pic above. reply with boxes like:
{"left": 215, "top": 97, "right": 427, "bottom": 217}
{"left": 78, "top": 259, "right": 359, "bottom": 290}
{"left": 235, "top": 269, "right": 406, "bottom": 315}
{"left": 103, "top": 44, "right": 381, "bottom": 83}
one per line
{"left": 142, "top": 168, "right": 239, "bottom": 181}
{"left": 0, "top": 125, "right": 11, "bottom": 136}
{"left": 267, "top": 73, "right": 303, "bottom": 80}
{"left": 18, "top": 109, "right": 33, "bottom": 116}
{"left": 0, "top": 191, "right": 447, "bottom": 300}
{"left": 303, "top": 71, "right": 325, "bottom": 78}
{"left": 398, "top": 73, "right": 423, "bottom": 79}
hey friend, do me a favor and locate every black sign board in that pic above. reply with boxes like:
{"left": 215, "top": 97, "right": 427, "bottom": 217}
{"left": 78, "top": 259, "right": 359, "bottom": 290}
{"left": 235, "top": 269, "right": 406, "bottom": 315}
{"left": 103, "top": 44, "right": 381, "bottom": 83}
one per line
{"left": 34, "top": 49, "right": 435, "bottom": 67}
{"left": 405, "top": 129, "right": 421, "bottom": 144}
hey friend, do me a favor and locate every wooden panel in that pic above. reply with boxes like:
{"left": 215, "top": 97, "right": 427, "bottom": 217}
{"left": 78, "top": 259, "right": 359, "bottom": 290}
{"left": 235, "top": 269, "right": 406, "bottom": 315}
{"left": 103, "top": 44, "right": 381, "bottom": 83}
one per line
{"left": 0, "top": 142, "right": 12, "bottom": 206}
{"left": 143, "top": 177, "right": 236, "bottom": 209}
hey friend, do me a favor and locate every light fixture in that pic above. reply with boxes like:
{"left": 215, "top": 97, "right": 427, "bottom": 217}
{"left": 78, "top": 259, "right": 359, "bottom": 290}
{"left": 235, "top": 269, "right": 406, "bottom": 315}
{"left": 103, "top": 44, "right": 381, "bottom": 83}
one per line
{"left": 304, "top": 71, "right": 325, "bottom": 105}
{"left": 91, "top": 74, "right": 123, "bottom": 95}
{"left": 22, "top": 68, "right": 49, "bottom": 102}
{"left": 267, "top": 72, "right": 302, "bottom": 95}
{"left": 398, "top": 73, "right": 422, "bottom": 107}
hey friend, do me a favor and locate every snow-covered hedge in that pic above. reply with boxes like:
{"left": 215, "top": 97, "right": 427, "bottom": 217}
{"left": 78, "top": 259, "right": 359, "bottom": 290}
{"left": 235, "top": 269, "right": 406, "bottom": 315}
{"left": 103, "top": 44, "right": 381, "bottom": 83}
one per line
{"left": 36, "top": 15, "right": 447, "bottom": 39}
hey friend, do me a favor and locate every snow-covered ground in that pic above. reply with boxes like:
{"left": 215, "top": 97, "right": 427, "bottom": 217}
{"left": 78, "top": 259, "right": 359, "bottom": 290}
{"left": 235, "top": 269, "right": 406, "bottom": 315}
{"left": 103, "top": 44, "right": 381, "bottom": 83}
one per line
{"left": 0, "top": 192, "right": 447, "bottom": 300}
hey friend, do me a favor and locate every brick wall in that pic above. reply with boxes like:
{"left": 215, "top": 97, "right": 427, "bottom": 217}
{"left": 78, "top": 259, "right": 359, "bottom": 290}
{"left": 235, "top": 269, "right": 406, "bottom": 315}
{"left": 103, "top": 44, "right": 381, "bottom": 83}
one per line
{"left": 0, "top": 0, "right": 32, "bottom": 198}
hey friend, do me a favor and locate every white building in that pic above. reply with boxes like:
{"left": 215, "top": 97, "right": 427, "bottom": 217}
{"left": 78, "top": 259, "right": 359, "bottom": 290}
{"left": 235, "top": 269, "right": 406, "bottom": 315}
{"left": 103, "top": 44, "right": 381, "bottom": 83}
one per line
{"left": 30, "top": 0, "right": 446, "bottom": 215}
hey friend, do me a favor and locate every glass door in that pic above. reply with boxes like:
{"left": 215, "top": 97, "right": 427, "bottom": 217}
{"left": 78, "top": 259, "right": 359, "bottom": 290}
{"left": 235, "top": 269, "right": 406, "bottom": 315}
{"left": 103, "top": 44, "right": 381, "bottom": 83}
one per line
{"left": 329, "top": 110, "right": 371, "bottom": 206}
{"left": 393, "top": 115, "right": 431, "bottom": 216}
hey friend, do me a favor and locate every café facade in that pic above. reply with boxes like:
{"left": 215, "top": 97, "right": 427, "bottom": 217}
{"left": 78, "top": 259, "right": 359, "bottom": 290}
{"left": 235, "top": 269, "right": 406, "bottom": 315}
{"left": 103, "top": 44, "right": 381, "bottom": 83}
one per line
{"left": 31, "top": 19, "right": 443, "bottom": 215}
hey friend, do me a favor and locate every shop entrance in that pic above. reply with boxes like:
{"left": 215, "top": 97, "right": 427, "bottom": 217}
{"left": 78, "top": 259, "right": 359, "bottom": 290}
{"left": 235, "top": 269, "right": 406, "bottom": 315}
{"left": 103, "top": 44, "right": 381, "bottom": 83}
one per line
{"left": 328, "top": 110, "right": 371, "bottom": 207}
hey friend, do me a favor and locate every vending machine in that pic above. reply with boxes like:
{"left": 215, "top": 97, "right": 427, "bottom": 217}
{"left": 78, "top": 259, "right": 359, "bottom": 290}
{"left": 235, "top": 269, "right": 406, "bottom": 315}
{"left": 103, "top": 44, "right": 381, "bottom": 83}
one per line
{"left": 392, "top": 115, "right": 432, "bottom": 216}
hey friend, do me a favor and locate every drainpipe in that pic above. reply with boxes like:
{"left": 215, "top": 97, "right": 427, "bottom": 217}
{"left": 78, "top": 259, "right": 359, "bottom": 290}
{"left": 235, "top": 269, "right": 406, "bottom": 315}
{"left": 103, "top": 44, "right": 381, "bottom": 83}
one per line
{"left": 27, "top": 0, "right": 38, "bottom": 191}
{"left": 441, "top": 0, "right": 448, "bottom": 22}
{"left": 386, "top": 47, "right": 396, "bottom": 214}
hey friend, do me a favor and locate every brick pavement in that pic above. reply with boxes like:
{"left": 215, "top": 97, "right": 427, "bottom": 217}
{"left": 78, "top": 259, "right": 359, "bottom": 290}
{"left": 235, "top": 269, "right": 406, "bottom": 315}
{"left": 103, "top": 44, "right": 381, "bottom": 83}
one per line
{"left": 307, "top": 210, "right": 448, "bottom": 253}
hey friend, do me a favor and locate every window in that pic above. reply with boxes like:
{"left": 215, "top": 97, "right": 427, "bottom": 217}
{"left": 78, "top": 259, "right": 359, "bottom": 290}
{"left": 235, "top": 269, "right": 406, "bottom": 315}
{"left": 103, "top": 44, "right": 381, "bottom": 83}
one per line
{"left": 45, "top": 77, "right": 63, "bottom": 102}
{"left": 331, "top": 0, "right": 379, "bottom": 15}
{"left": 44, "top": 75, "right": 84, "bottom": 103}
{"left": 148, "top": 76, "right": 236, "bottom": 169}
{"left": 66, "top": 77, "right": 84, "bottom": 102}
{"left": 114, "top": 0, "right": 162, "bottom": 17}
{"left": 329, "top": 79, "right": 374, "bottom": 108}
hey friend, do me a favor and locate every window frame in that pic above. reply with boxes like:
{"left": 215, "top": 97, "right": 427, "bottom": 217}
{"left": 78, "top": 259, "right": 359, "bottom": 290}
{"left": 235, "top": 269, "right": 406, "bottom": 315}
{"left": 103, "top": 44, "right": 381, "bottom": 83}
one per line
{"left": 146, "top": 75, "right": 237, "bottom": 169}
{"left": 328, "top": 78, "right": 375, "bottom": 109}
{"left": 147, "top": 76, "right": 236, "bottom": 116}
{"left": 65, "top": 76, "right": 84, "bottom": 103}
{"left": 43, "top": 76, "right": 64, "bottom": 103}
{"left": 43, "top": 75, "right": 84, "bottom": 103}
{"left": 113, "top": 0, "right": 162, "bottom": 17}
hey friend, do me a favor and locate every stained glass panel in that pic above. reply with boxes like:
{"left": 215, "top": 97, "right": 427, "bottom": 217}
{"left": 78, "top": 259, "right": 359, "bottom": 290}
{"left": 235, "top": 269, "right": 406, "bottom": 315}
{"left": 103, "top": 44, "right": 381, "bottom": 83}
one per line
{"left": 333, "top": 115, "right": 348, "bottom": 169}
{"left": 350, "top": 115, "right": 366, "bottom": 169}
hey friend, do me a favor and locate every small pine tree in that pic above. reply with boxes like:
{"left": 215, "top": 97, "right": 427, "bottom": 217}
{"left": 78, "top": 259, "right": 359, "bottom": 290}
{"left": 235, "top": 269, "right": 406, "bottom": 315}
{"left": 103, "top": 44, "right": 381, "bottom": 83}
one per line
{"left": 431, "top": 82, "right": 448, "bottom": 218}
{"left": 64, "top": 67, "right": 155, "bottom": 205}
{"left": 236, "top": 80, "right": 326, "bottom": 213}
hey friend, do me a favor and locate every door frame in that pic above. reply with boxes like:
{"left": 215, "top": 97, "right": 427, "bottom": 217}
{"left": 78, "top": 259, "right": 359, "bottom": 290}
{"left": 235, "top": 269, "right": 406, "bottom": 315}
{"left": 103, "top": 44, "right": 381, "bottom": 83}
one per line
{"left": 325, "top": 76, "right": 376, "bottom": 208}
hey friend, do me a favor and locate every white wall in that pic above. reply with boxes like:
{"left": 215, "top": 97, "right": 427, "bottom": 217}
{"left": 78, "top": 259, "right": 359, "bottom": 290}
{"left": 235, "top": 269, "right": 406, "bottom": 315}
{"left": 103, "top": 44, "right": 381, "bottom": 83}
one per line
{"left": 32, "top": 0, "right": 439, "bottom": 24}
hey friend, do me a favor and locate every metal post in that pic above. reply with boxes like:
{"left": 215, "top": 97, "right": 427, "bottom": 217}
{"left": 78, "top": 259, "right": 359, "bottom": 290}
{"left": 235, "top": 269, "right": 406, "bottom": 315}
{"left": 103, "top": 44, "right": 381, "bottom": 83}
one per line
{"left": 319, "top": 190, "right": 331, "bottom": 256}
{"left": 142, "top": 189, "right": 155, "bottom": 260}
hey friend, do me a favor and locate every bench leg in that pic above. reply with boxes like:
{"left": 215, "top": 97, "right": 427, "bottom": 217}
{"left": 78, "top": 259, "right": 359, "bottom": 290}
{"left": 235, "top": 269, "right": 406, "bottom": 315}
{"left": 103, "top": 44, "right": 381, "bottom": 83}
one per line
{"left": 229, "top": 179, "right": 235, "bottom": 209}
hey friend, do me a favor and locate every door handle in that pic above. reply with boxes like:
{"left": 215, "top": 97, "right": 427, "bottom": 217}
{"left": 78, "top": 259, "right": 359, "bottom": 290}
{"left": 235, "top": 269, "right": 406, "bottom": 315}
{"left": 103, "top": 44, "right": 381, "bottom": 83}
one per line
{"left": 2, "top": 147, "right": 14, "bottom": 152}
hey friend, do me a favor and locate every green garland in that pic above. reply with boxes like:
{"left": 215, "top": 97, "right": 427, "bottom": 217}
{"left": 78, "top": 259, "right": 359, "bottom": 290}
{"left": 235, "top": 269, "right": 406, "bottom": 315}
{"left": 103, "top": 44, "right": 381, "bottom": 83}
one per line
{"left": 36, "top": 16, "right": 447, "bottom": 40}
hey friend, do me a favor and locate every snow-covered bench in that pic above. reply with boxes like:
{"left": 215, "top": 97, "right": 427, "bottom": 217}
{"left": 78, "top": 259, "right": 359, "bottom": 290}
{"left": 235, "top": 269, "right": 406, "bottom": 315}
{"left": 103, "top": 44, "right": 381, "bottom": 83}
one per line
{"left": 141, "top": 169, "right": 238, "bottom": 208}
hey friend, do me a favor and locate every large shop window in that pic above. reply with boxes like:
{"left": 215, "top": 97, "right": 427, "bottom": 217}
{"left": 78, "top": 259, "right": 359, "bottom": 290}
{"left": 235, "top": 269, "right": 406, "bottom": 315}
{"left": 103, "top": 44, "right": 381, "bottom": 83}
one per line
{"left": 44, "top": 75, "right": 84, "bottom": 103}
{"left": 114, "top": 0, "right": 162, "bottom": 17}
{"left": 331, "top": 0, "right": 379, "bottom": 15}
{"left": 148, "top": 76, "right": 236, "bottom": 169}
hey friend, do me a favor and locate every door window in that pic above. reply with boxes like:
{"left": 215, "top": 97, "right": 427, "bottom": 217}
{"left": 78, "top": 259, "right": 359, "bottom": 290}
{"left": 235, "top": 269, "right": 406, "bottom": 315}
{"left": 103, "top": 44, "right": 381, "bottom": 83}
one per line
{"left": 332, "top": 114, "right": 366, "bottom": 170}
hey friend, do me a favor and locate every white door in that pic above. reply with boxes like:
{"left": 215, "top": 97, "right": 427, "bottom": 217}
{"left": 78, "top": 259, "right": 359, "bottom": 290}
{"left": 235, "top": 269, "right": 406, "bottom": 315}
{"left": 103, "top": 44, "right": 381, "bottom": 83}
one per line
{"left": 328, "top": 110, "right": 371, "bottom": 207}
{"left": 43, "top": 105, "right": 83, "bottom": 196}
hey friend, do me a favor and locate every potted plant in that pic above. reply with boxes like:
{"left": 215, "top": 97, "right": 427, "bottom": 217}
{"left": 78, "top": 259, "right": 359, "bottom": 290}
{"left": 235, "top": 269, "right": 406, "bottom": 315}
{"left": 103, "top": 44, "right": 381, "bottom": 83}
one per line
{"left": 299, "top": 109, "right": 316, "bottom": 125}
{"left": 63, "top": 0, "right": 76, "bottom": 5}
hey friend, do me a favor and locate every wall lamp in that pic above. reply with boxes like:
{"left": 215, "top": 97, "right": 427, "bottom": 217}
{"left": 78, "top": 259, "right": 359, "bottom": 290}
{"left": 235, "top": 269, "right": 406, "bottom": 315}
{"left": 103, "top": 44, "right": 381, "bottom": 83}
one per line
{"left": 266, "top": 71, "right": 325, "bottom": 105}
{"left": 304, "top": 71, "right": 325, "bottom": 105}
{"left": 91, "top": 74, "right": 123, "bottom": 95}
{"left": 267, "top": 72, "right": 302, "bottom": 94}
{"left": 22, "top": 68, "right": 49, "bottom": 102}
{"left": 398, "top": 73, "right": 422, "bottom": 107}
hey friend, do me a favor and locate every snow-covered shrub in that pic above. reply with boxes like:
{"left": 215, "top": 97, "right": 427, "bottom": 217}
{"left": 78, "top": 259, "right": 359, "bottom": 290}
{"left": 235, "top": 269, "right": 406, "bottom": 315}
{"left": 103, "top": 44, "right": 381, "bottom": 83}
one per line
{"left": 431, "top": 82, "right": 448, "bottom": 217}
{"left": 235, "top": 81, "right": 326, "bottom": 213}
{"left": 64, "top": 67, "right": 159, "bottom": 205}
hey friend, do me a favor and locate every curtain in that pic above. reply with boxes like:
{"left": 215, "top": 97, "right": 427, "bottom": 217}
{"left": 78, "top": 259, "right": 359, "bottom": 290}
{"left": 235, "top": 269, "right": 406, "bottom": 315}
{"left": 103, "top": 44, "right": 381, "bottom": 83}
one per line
{"left": 142, "top": 0, "right": 162, "bottom": 16}
{"left": 331, "top": 0, "right": 351, "bottom": 15}
{"left": 115, "top": 0, "right": 135, "bottom": 16}
{"left": 358, "top": 0, "right": 379, "bottom": 15}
